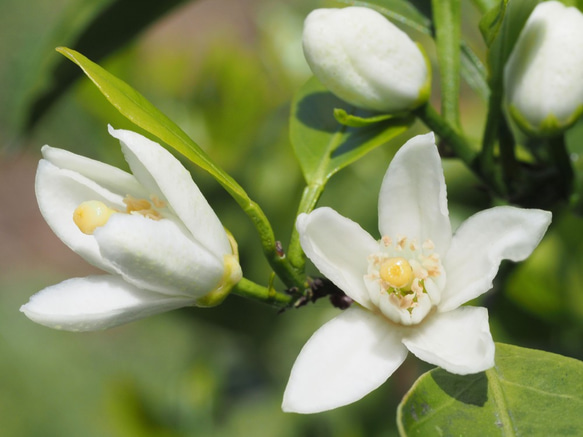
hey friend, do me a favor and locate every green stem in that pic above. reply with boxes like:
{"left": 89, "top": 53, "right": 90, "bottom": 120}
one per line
{"left": 232, "top": 277, "right": 292, "bottom": 307}
{"left": 414, "top": 103, "right": 478, "bottom": 169}
{"left": 480, "top": 72, "right": 506, "bottom": 196}
{"left": 549, "top": 134, "right": 574, "bottom": 200}
{"left": 287, "top": 181, "right": 326, "bottom": 271}
{"left": 498, "top": 117, "right": 519, "bottom": 193}
{"left": 431, "top": 0, "right": 462, "bottom": 129}
{"left": 237, "top": 198, "right": 305, "bottom": 288}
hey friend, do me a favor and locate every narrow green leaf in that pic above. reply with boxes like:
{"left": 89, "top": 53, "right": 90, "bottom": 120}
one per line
{"left": 333, "top": 108, "right": 401, "bottom": 127}
{"left": 56, "top": 47, "right": 246, "bottom": 198}
{"left": 398, "top": 343, "right": 583, "bottom": 436}
{"left": 290, "top": 76, "right": 412, "bottom": 185}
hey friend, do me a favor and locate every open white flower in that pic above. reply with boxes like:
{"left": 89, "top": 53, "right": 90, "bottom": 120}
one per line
{"left": 21, "top": 125, "right": 242, "bottom": 331}
{"left": 504, "top": 1, "right": 583, "bottom": 135}
{"left": 302, "top": 6, "right": 430, "bottom": 113}
{"left": 283, "top": 133, "right": 551, "bottom": 414}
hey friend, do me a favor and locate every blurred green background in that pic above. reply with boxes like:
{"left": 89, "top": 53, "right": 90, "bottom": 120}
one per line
{"left": 1, "top": 0, "right": 583, "bottom": 436}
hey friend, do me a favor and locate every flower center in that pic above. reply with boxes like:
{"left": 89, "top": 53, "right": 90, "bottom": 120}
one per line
{"left": 366, "top": 236, "right": 443, "bottom": 325}
{"left": 379, "top": 257, "right": 413, "bottom": 290}
{"left": 73, "top": 195, "right": 167, "bottom": 235}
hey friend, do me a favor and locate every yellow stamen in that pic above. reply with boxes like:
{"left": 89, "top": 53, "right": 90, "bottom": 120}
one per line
{"left": 73, "top": 201, "right": 117, "bottom": 235}
{"left": 379, "top": 257, "right": 413, "bottom": 290}
{"left": 123, "top": 195, "right": 162, "bottom": 220}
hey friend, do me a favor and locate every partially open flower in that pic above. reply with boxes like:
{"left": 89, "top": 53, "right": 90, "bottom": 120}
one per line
{"left": 21, "top": 125, "right": 242, "bottom": 331}
{"left": 302, "top": 6, "right": 430, "bottom": 113}
{"left": 282, "top": 133, "right": 551, "bottom": 414}
{"left": 504, "top": 1, "right": 583, "bottom": 136}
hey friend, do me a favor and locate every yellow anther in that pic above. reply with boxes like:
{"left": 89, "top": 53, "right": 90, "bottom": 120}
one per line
{"left": 379, "top": 257, "right": 413, "bottom": 290}
{"left": 123, "top": 195, "right": 162, "bottom": 220}
{"left": 124, "top": 195, "right": 152, "bottom": 213}
{"left": 73, "top": 201, "right": 117, "bottom": 235}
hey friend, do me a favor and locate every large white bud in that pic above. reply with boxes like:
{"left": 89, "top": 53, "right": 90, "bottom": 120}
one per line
{"left": 302, "top": 7, "right": 430, "bottom": 113}
{"left": 504, "top": 1, "right": 583, "bottom": 136}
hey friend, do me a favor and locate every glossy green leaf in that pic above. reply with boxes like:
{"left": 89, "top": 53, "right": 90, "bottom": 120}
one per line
{"left": 398, "top": 343, "right": 583, "bottom": 436}
{"left": 333, "top": 108, "right": 401, "bottom": 127}
{"left": 25, "top": 0, "right": 188, "bottom": 130}
{"left": 57, "top": 48, "right": 209, "bottom": 172}
{"left": 56, "top": 47, "right": 248, "bottom": 201}
{"left": 290, "top": 76, "right": 412, "bottom": 185}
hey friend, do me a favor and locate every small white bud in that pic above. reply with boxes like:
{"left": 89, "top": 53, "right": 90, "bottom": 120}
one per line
{"left": 504, "top": 1, "right": 583, "bottom": 136}
{"left": 302, "top": 7, "right": 430, "bottom": 113}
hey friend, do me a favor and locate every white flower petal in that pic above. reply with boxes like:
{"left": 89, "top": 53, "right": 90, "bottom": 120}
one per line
{"left": 94, "top": 213, "right": 224, "bottom": 298}
{"left": 297, "top": 208, "right": 378, "bottom": 308}
{"left": 440, "top": 206, "right": 551, "bottom": 311}
{"left": 35, "top": 159, "right": 125, "bottom": 272}
{"left": 282, "top": 306, "right": 407, "bottom": 413}
{"left": 20, "top": 275, "right": 195, "bottom": 331}
{"left": 41, "top": 145, "right": 147, "bottom": 198}
{"left": 108, "top": 126, "right": 231, "bottom": 258}
{"left": 402, "top": 306, "right": 495, "bottom": 374}
{"left": 378, "top": 133, "right": 451, "bottom": 255}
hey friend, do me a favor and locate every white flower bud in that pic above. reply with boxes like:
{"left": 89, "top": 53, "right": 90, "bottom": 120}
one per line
{"left": 504, "top": 1, "right": 583, "bottom": 136}
{"left": 302, "top": 7, "right": 430, "bottom": 113}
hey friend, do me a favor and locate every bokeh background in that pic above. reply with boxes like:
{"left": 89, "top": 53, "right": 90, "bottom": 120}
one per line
{"left": 1, "top": 0, "right": 583, "bottom": 435}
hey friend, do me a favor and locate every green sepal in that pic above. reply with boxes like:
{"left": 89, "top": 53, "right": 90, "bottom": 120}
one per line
{"left": 333, "top": 108, "right": 402, "bottom": 127}
{"left": 196, "top": 231, "right": 242, "bottom": 308}
{"left": 509, "top": 103, "right": 583, "bottom": 138}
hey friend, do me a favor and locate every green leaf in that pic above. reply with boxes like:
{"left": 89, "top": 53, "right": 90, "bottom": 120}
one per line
{"left": 290, "top": 76, "right": 413, "bottom": 185}
{"left": 56, "top": 47, "right": 248, "bottom": 201}
{"left": 333, "top": 108, "right": 401, "bottom": 127}
{"left": 25, "top": 0, "right": 189, "bottom": 130}
{"left": 397, "top": 343, "right": 583, "bottom": 436}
